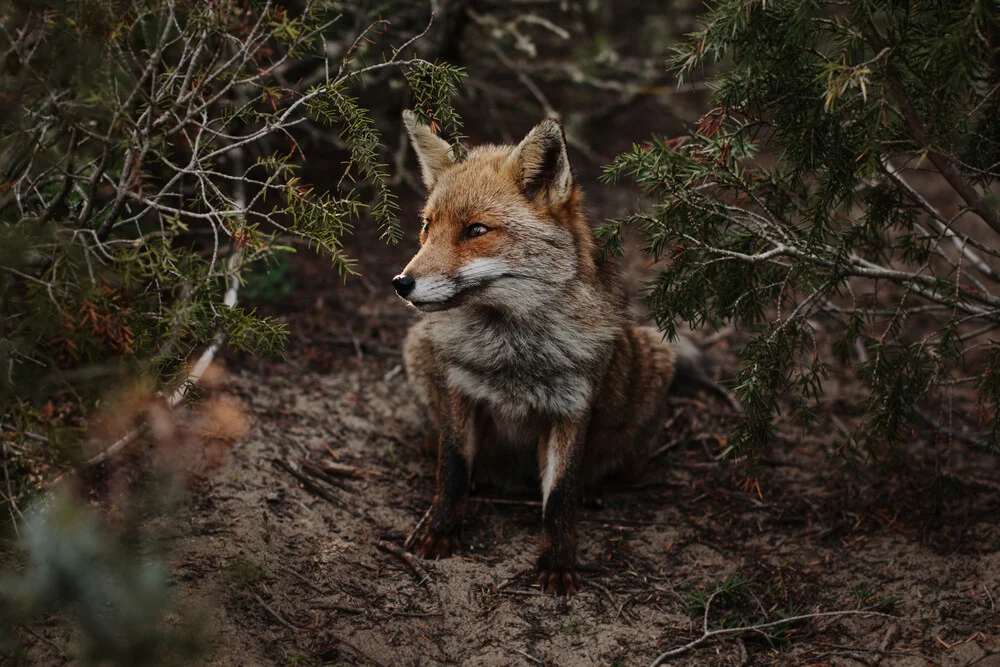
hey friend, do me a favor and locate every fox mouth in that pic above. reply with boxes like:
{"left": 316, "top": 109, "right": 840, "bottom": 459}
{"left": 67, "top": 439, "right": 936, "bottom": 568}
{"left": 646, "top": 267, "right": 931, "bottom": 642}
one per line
{"left": 406, "top": 272, "right": 534, "bottom": 312}
{"left": 407, "top": 281, "right": 491, "bottom": 312}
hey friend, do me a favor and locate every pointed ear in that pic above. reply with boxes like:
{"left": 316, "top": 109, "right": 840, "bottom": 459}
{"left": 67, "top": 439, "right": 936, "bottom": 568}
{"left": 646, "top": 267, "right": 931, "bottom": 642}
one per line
{"left": 509, "top": 118, "right": 573, "bottom": 205}
{"left": 402, "top": 110, "right": 455, "bottom": 192}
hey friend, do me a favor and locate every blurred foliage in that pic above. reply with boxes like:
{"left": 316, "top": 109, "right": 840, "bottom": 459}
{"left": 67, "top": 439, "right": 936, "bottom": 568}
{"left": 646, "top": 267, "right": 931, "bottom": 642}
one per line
{"left": 1, "top": 495, "right": 205, "bottom": 665}
{"left": 602, "top": 0, "right": 1000, "bottom": 470}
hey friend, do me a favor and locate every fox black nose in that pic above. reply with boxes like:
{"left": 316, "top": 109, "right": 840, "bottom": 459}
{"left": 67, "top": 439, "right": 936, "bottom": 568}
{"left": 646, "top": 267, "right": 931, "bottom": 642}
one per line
{"left": 393, "top": 274, "right": 415, "bottom": 298}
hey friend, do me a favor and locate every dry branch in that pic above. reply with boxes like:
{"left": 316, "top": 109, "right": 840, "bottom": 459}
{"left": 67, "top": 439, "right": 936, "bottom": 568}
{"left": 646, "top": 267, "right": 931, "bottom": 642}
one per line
{"left": 374, "top": 540, "right": 442, "bottom": 612}
{"left": 650, "top": 590, "right": 896, "bottom": 666}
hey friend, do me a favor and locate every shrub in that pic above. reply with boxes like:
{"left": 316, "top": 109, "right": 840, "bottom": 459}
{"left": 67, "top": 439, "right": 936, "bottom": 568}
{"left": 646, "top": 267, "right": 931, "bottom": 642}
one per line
{"left": 602, "top": 0, "right": 1000, "bottom": 468}
{"left": 0, "top": 0, "right": 462, "bottom": 474}
{"left": 0, "top": 0, "right": 462, "bottom": 660}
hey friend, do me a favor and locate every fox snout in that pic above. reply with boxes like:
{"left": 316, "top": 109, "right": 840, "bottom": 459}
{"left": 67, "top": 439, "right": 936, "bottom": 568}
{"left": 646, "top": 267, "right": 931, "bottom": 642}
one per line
{"left": 392, "top": 258, "right": 512, "bottom": 312}
{"left": 392, "top": 274, "right": 415, "bottom": 298}
{"left": 390, "top": 268, "right": 460, "bottom": 311}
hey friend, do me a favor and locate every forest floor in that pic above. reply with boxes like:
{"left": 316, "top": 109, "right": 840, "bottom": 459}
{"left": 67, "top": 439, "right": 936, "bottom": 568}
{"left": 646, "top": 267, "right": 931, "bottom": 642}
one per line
{"left": 13, "top": 138, "right": 1000, "bottom": 667}
{"left": 162, "top": 239, "right": 1000, "bottom": 667}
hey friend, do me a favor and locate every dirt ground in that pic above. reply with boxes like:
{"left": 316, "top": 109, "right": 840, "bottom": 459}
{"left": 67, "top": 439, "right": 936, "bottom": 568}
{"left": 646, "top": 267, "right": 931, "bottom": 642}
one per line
{"left": 12, "top": 107, "right": 1000, "bottom": 667}
{"left": 160, "top": 242, "right": 1000, "bottom": 667}
{"left": 23, "top": 200, "right": 998, "bottom": 667}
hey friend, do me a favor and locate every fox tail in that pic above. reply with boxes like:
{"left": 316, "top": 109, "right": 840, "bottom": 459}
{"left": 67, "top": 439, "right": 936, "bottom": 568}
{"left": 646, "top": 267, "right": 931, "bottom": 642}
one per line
{"left": 670, "top": 336, "right": 743, "bottom": 413}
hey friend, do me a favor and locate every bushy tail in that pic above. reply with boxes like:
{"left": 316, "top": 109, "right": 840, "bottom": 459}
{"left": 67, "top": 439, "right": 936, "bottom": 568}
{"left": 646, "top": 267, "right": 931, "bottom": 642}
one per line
{"left": 670, "top": 336, "right": 743, "bottom": 413}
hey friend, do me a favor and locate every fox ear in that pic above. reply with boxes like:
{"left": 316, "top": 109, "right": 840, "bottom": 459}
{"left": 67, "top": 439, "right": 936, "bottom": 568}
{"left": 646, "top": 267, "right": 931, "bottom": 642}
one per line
{"left": 510, "top": 118, "right": 573, "bottom": 205}
{"left": 403, "top": 110, "right": 455, "bottom": 192}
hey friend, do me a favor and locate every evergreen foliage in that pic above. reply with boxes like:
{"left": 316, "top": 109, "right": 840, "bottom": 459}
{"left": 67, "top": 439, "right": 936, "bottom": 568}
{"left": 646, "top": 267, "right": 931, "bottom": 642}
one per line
{"left": 602, "top": 0, "right": 1000, "bottom": 467}
{"left": 0, "top": 0, "right": 462, "bottom": 468}
{"left": 0, "top": 1, "right": 461, "bottom": 660}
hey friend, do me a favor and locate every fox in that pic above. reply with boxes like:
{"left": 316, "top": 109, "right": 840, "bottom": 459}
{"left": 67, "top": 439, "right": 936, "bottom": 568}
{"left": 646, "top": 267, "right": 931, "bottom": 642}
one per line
{"left": 392, "top": 110, "right": 736, "bottom": 595}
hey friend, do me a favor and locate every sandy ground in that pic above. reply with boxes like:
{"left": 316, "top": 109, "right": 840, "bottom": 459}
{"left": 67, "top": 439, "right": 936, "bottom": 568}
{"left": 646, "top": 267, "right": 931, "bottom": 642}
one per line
{"left": 140, "top": 254, "right": 1000, "bottom": 666}
{"left": 10, "top": 135, "right": 1000, "bottom": 667}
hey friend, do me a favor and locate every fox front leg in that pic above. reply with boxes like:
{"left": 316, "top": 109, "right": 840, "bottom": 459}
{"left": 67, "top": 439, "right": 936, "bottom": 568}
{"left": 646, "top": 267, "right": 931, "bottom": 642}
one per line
{"left": 417, "top": 392, "right": 474, "bottom": 560}
{"left": 536, "top": 419, "right": 586, "bottom": 595}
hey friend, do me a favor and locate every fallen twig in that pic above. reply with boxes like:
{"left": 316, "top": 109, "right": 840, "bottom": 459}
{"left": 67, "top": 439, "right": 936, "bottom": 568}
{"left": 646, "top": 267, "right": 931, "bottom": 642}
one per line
{"left": 254, "top": 593, "right": 300, "bottom": 632}
{"left": 316, "top": 458, "right": 383, "bottom": 480}
{"left": 312, "top": 601, "right": 366, "bottom": 615}
{"left": 298, "top": 458, "right": 352, "bottom": 490}
{"left": 287, "top": 567, "right": 328, "bottom": 595}
{"left": 649, "top": 595, "right": 896, "bottom": 666}
{"left": 515, "top": 648, "right": 545, "bottom": 665}
{"left": 386, "top": 609, "right": 444, "bottom": 618}
{"left": 648, "top": 436, "right": 685, "bottom": 462}
{"left": 404, "top": 506, "right": 432, "bottom": 550}
{"left": 374, "top": 540, "right": 442, "bottom": 611}
{"left": 590, "top": 580, "right": 618, "bottom": 611}
{"left": 21, "top": 625, "right": 66, "bottom": 657}
{"left": 273, "top": 458, "right": 355, "bottom": 515}
{"left": 498, "top": 588, "right": 544, "bottom": 597}
{"left": 1, "top": 440, "right": 24, "bottom": 536}
{"left": 493, "top": 566, "right": 531, "bottom": 593}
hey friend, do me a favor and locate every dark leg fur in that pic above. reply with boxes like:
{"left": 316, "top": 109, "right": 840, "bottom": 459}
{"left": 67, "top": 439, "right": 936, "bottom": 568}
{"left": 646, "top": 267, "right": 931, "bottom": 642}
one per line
{"left": 417, "top": 394, "right": 471, "bottom": 559}
{"left": 536, "top": 422, "right": 585, "bottom": 595}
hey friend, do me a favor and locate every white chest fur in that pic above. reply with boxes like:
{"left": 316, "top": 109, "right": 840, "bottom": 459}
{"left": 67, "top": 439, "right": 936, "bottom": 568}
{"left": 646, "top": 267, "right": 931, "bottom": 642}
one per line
{"left": 426, "top": 303, "right": 617, "bottom": 421}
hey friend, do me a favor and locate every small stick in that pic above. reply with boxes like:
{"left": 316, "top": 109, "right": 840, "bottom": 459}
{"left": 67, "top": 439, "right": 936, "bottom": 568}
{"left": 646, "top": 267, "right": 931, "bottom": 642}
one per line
{"left": 273, "top": 459, "right": 354, "bottom": 514}
{"left": 298, "top": 458, "right": 351, "bottom": 490}
{"left": 254, "top": 593, "right": 300, "bottom": 632}
{"left": 648, "top": 437, "right": 684, "bottom": 461}
{"left": 649, "top": 604, "right": 898, "bottom": 666}
{"left": 404, "top": 506, "right": 432, "bottom": 550}
{"left": 494, "top": 567, "right": 531, "bottom": 593}
{"left": 287, "top": 567, "right": 328, "bottom": 595}
{"left": 387, "top": 609, "right": 444, "bottom": 618}
{"left": 1, "top": 440, "right": 23, "bottom": 536}
{"left": 21, "top": 625, "right": 66, "bottom": 657}
{"left": 590, "top": 580, "right": 618, "bottom": 610}
{"left": 498, "top": 588, "right": 544, "bottom": 597}
{"left": 312, "top": 601, "right": 365, "bottom": 614}
{"left": 316, "top": 458, "right": 382, "bottom": 479}
{"left": 515, "top": 648, "right": 544, "bottom": 665}
{"left": 374, "top": 540, "right": 440, "bottom": 607}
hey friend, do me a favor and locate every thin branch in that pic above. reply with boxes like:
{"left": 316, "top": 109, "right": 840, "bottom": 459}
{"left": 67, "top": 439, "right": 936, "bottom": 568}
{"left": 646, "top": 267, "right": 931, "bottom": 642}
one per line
{"left": 650, "top": 607, "right": 895, "bottom": 665}
{"left": 2, "top": 440, "right": 23, "bottom": 537}
{"left": 866, "top": 26, "right": 1000, "bottom": 236}
{"left": 883, "top": 159, "right": 996, "bottom": 279}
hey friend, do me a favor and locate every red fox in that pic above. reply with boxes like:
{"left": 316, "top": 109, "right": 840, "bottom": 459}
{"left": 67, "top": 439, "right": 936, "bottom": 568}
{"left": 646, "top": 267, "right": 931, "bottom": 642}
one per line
{"left": 393, "top": 111, "right": 736, "bottom": 595}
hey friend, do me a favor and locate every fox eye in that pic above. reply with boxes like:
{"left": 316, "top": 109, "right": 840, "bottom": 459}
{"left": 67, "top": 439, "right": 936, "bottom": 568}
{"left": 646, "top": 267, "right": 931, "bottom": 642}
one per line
{"left": 463, "top": 223, "right": 490, "bottom": 239}
{"left": 420, "top": 218, "right": 430, "bottom": 234}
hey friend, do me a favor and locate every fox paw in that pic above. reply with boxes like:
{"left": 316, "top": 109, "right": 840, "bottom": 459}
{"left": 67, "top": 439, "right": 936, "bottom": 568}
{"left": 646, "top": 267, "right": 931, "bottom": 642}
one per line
{"left": 416, "top": 533, "right": 460, "bottom": 560}
{"left": 536, "top": 569, "right": 582, "bottom": 596}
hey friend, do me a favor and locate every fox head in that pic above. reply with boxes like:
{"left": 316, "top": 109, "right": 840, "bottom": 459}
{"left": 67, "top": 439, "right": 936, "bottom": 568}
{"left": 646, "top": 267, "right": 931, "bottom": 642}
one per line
{"left": 392, "top": 111, "right": 595, "bottom": 313}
